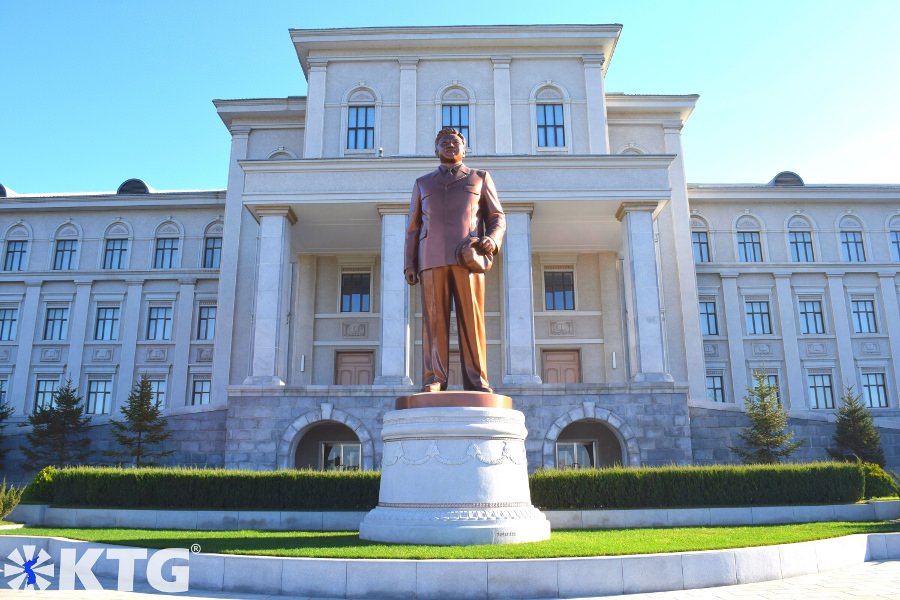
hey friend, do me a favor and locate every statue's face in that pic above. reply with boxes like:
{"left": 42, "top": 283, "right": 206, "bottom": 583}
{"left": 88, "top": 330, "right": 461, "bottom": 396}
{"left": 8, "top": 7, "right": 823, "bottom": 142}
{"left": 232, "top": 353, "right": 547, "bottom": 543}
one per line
{"left": 435, "top": 133, "right": 465, "bottom": 163}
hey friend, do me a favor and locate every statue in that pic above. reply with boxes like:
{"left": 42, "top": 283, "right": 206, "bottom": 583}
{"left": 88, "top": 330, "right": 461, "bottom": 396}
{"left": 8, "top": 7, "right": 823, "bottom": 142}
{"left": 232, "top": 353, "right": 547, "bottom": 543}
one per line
{"left": 404, "top": 127, "right": 506, "bottom": 392}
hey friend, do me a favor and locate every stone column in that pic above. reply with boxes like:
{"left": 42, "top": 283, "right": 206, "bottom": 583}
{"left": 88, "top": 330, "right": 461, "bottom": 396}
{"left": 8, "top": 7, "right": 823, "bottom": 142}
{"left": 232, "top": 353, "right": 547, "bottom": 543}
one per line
{"left": 10, "top": 282, "right": 41, "bottom": 414}
{"left": 502, "top": 208, "right": 541, "bottom": 385}
{"left": 616, "top": 202, "right": 671, "bottom": 382}
{"left": 398, "top": 58, "right": 418, "bottom": 155}
{"left": 878, "top": 274, "right": 900, "bottom": 404}
{"left": 375, "top": 207, "right": 413, "bottom": 385}
{"left": 721, "top": 275, "right": 748, "bottom": 403}
{"left": 582, "top": 54, "right": 610, "bottom": 154}
{"left": 774, "top": 274, "right": 804, "bottom": 409}
{"left": 170, "top": 278, "right": 196, "bottom": 404}
{"left": 827, "top": 273, "right": 856, "bottom": 390}
{"left": 244, "top": 206, "right": 296, "bottom": 386}
{"left": 66, "top": 280, "right": 92, "bottom": 388}
{"left": 302, "top": 58, "right": 328, "bottom": 159}
{"left": 491, "top": 57, "right": 512, "bottom": 154}
{"left": 115, "top": 280, "right": 144, "bottom": 409}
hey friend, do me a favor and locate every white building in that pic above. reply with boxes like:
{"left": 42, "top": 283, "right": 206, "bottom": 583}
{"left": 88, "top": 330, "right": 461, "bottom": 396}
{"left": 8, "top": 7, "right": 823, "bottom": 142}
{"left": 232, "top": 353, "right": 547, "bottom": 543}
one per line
{"left": 2, "top": 24, "right": 899, "bottom": 479}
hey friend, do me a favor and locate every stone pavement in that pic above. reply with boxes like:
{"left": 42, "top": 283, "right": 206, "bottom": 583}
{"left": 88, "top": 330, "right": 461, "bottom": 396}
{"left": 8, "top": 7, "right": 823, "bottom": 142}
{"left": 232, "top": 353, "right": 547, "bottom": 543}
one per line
{"left": 4, "top": 560, "right": 899, "bottom": 599}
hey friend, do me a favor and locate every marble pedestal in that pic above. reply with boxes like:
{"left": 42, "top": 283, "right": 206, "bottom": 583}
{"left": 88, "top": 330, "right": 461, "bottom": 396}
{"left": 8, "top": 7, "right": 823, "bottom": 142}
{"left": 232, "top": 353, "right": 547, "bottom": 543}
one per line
{"left": 359, "top": 394, "right": 551, "bottom": 545}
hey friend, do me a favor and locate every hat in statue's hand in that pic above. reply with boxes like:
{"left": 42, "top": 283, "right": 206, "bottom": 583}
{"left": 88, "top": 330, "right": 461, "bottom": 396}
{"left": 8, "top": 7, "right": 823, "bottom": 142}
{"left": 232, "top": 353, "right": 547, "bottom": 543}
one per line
{"left": 456, "top": 236, "right": 493, "bottom": 273}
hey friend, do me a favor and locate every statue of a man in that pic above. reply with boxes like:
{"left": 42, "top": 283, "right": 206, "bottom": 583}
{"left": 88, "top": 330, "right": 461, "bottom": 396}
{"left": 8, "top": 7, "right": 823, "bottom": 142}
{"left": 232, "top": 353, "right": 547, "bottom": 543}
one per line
{"left": 404, "top": 127, "right": 506, "bottom": 392}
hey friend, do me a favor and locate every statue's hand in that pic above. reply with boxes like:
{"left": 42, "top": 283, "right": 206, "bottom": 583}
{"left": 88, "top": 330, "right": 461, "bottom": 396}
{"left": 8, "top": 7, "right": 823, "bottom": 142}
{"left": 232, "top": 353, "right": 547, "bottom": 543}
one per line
{"left": 477, "top": 237, "right": 497, "bottom": 255}
{"left": 404, "top": 268, "right": 418, "bottom": 286}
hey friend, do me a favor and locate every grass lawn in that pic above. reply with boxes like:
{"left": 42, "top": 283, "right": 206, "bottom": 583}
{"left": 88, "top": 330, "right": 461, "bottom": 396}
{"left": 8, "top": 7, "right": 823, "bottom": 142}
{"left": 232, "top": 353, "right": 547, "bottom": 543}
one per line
{"left": 3, "top": 521, "right": 899, "bottom": 559}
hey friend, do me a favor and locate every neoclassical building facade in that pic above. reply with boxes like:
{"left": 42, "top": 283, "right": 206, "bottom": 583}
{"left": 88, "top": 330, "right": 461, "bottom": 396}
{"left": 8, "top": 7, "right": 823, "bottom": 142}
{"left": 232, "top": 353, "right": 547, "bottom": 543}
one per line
{"left": 2, "top": 24, "right": 899, "bottom": 479}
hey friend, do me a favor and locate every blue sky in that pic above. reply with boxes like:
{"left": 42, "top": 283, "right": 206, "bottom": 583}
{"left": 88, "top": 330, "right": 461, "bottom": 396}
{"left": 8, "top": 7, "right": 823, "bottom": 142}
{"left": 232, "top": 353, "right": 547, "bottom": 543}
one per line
{"left": 1, "top": 0, "right": 898, "bottom": 193}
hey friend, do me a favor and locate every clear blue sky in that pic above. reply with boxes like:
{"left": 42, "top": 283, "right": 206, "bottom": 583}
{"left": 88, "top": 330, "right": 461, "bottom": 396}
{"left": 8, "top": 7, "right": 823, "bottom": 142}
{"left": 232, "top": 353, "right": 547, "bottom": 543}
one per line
{"left": 2, "top": 0, "right": 898, "bottom": 194}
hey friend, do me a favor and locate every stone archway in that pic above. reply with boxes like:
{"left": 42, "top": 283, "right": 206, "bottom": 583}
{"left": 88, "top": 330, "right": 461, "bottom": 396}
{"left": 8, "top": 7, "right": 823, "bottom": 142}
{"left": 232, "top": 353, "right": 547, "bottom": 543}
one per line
{"left": 276, "top": 403, "right": 376, "bottom": 470}
{"left": 542, "top": 402, "right": 641, "bottom": 467}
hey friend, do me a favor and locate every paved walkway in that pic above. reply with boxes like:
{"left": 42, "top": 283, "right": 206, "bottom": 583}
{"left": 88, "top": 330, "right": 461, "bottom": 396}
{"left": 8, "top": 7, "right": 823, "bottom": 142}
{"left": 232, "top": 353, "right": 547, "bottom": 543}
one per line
{"left": 5, "top": 561, "right": 900, "bottom": 599}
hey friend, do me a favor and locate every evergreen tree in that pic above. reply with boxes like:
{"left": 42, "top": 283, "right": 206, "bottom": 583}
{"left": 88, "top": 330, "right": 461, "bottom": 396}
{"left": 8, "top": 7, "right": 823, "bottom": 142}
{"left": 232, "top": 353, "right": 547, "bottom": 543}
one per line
{"left": 828, "top": 386, "right": 885, "bottom": 466}
{"left": 0, "top": 396, "right": 14, "bottom": 469}
{"left": 21, "top": 379, "right": 91, "bottom": 470}
{"left": 730, "top": 371, "right": 802, "bottom": 464}
{"left": 107, "top": 375, "right": 173, "bottom": 466}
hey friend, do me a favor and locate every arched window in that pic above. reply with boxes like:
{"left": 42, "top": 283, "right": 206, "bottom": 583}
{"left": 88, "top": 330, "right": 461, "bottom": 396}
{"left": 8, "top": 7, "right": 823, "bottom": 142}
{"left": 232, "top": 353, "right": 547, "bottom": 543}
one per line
{"left": 888, "top": 216, "right": 900, "bottom": 262}
{"left": 266, "top": 147, "right": 297, "bottom": 160}
{"left": 341, "top": 86, "right": 380, "bottom": 155}
{"left": 51, "top": 222, "right": 81, "bottom": 271}
{"left": 530, "top": 83, "right": 571, "bottom": 153}
{"left": 102, "top": 221, "right": 132, "bottom": 270}
{"left": 3, "top": 222, "right": 31, "bottom": 272}
{"left": 690, "top": 215, "right": 711, "bottom": 263}
{"left": 786, "top": 215, "right": 815, "bottom": 263}
{"left": 152, "top": 220, "right": 183, "bottom": 269}
{"left": 294, "top": 422, "right": 362, "bottom": 471}
{"left": 617, "top": 143, "right": 646, "bottom": 155}
{"left": 735, "top": 214, "right": 764, "bottom": 263}
{"left": 838, "top": 215, "right": 866, "bottom": 262}
{"left": 436, "top": 82, "right": 474, "bottom": 152}
{"left": 202, "top": 220, "right": 224, "bottom": 269}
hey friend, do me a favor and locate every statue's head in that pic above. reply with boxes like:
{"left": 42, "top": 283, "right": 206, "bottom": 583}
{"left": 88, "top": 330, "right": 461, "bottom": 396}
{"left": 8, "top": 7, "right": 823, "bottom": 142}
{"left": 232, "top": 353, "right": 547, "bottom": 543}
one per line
{"left": 434, "top": 127, "right": 466, "bottom": 162}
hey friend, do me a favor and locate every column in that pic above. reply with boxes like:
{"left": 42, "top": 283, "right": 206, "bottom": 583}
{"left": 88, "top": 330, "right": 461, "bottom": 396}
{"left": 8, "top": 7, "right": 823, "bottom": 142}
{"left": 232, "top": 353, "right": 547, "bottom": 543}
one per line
{"left": 827, "top": 273, "right": 856, "bottom": 389}
{"left": 878, "top": 275, "right": 900, "bottom": 404}
{"left": 10, "top": 282, "right": 41, "bottom": 415}
{"left": 582, "top": 54, "right": 610, "bottom": 154}
{"left": 302, "top": 58, "right": 328, "bottom": 159}
{"left": 244, "top": 206, "right": 296, "bottom": 386}
{"left": 170, "top": 278, "right": 196, "bottom": 404}
{"left": 616, "top": 203, "right": 672, "bottom": 382}
{"left": 503, "top": 209, "right": 541, "bottom": 385}
{"left": 774, "top": 274, "right": 804, "bottom": 409}
{"left": 721, "top": 275, "right": 748, "bottom": 403}
{"left": 398, "top": 58, "right": 418, "bottom": 155}
{"left": 66, "top": 280, "right": 92, "bottom": 388}
{"left": 115, "top": 280, "right": 144, "bottom": 410}
{"left": 374, "top": 208, "right": 413, "bottom": 385}
{"left": 492, "top": 57, "right": 512, "bottom": 154}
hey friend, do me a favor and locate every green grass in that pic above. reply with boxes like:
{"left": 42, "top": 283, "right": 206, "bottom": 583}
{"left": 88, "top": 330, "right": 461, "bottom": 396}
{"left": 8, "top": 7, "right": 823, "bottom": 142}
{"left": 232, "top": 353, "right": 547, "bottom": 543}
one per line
{"left": 3, "top": 522, "right": 898, "bottom": 559}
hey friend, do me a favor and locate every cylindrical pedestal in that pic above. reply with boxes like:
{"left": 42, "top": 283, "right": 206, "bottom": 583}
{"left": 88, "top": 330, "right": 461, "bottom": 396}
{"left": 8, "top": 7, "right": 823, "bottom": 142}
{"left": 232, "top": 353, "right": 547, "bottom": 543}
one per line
{"left": 359, "top": 405, "right": 551, "bottom": 545}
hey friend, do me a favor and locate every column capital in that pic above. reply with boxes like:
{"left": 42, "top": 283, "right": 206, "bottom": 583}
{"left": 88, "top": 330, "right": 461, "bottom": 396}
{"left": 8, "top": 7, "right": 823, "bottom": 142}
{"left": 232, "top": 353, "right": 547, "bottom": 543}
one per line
{"left": 581, "top": 53, "right": 606, "bottom": 67}
{"left": 252, "top": 205, "right": 297, "bottom": 224}
{"left": 73, "top": 280, "right": 93, "bottom": 287}
{"left": 308, "top": 57, "right": 328, "bottom": 70}
{"left": 377, "top": 203, "right": 409, "bottom": 216}
{"left": 491, "top": 56, "right": 512, "bottom": 67}
{"left": 615, "top": 201, "right": 660, "bottom": 221}
{"left": 662, "top": 119, "right": 684, "bottom": 133}
{"left": 398, "top": 57, "right": 419, "bottom": 68}
{"left": 230, "top": 125, "right": 251, "bottom": 138}
{"left": 503, "top": 202, "right": 535, "bottom": 216}
{"left": 178, "top": 277, "right": 197, "bottom": 286}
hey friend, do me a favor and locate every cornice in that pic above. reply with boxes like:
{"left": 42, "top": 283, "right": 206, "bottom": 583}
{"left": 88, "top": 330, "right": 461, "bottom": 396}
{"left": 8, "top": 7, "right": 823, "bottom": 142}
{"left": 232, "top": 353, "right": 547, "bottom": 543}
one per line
{"left": 687, "top": 184, "right": 900, "bottom": 202}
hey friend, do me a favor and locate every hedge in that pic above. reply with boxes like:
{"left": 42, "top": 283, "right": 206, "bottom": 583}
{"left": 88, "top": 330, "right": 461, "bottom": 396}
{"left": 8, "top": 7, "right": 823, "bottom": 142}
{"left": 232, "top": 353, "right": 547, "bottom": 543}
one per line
{"left": 22, "top": 462, "right": 892, "bottom": 511}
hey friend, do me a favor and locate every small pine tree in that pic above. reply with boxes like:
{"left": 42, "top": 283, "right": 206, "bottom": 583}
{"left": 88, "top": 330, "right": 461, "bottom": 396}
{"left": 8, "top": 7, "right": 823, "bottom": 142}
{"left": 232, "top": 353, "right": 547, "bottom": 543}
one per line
{"left": 107, "top": 375, "right": 173, "bottom": 467}
{"left": 828, "top": 386, "right": 885, "bottom": 466}
{"left": 21, "top": 379, "right": 92, "bottom": 470}
{"left": 730, "top": 371, "right": 802, "bottom": 464}
{"left": 0, "top": 396, "right": 14, "bottom": 469}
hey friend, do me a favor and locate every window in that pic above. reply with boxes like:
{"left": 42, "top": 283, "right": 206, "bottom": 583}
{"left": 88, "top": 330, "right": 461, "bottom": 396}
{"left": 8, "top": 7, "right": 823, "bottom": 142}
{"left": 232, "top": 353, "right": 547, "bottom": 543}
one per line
{"left": 191, "top": 378, "right": 211, "bottom": 405}
{"left": 146, "top": 306, "right": 173, "bottom": 340}
{"left": 153, "top": 238, "right": 179, "bottom": 269}
{"left": 706, "top": 374, "right": 726, "bottom": 402}
{"left": 0, "top": 307, "right": 17, "bottom": 341}
{"left": 862, "top": 372, "right": 888, "bottom": 408}
{"left": 744, "top": 301, "right": 772, "bottom": 335}
{"left": 544, "top": 271, "right": 575, "bottom": 311}
{"left": 3, "top": 240, "right": 27, "bottom": 271}
{"left": 346, "top": 105, "right": 375, "bottom": 150}
{"left": 197, "top": 305, "right": 216, "bottom": 340}
{"left": 798, "top": 300, "right": 825, "bottom": 335}
{"left": 0, "top": 378, "right": 6, "bottom": 404}
{"left": 103, "top": 239, "right": 128, "bottom": 270}
{"left": 43, "top": 307, "right": 69, "bottom": 340}
{"left": 147, "top": 378, "right": 167, "bottom": 407}
{"left": 86, "top": 379, "right": 112, "bottom": 414}
{"left": 441, "top": 104, "right": 469, "bottom": 145}
{"left": 536, "top": 104, "right": 565, "bottom": 147}
{"left": 340, "top": 273, "right": 370, "bottom": 313}
{"left": 52, "top": 239, "right": 77, "bottom": 271}
{"left": 699, "top": 301, "right": 718, "bottom": 336}
{"left": 808, "top": 373, "right": 835, "bottom": 409}
{"left": 34, "top": 378, "right": 58, "bottom": 410}
{"left": 891, "top": 231, "right": 900, "bottom": 262}
{"left": 692, "top": 231, "right": 710, "bottom": 263}
{"left": 789, "top": 231, "right": 814, "bottom": 262}
{"left": 94, "top": 306, "right": 120, "bottom": 341}
{"left": 555, "top": 441, "right": 595, "bottom": 469}
{"left": 737, "top": 231, "right": 762, "bottom": 262}
{"left": 840, "top": 231, "right": 866, "bottom": 262}
{"left": 851, "top": 299, "right": 877, "bottom": 333}
{"left": 764, "top": 373, "right": 780, "bottom": 404}
{"left": 322, "top": 442, "right": 362, "bottom": 471}
{"left": 203, "top": 237, "right": 222, "bottom": 269}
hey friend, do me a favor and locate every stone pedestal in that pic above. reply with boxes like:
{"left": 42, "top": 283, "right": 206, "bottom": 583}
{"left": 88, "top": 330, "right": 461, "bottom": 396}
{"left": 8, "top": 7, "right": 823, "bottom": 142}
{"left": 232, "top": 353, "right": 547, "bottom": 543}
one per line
{"left": 360, "top": 396, "right": 551, "bottom": 545}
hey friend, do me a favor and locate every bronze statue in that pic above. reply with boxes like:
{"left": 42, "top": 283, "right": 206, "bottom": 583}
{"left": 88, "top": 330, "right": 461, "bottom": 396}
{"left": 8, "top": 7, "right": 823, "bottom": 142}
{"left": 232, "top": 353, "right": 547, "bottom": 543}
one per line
{"left": 404, "top": 128, "right": 506, "bottom": 392}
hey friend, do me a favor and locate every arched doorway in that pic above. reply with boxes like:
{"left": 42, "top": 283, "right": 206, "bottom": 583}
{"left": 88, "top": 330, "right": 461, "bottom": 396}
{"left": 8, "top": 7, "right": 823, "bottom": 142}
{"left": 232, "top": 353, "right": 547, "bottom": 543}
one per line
{"left": 555, "top": 419, "right": 623, "bottom": 468}
{"left": 294, "top": 421, "right": 362, "bottom": 471}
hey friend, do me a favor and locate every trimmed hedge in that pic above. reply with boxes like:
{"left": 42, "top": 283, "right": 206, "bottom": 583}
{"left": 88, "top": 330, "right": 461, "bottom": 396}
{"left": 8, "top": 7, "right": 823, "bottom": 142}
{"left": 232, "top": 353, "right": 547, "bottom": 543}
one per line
{"left": 862, "top": 463, "right": 899, "bottom": 498}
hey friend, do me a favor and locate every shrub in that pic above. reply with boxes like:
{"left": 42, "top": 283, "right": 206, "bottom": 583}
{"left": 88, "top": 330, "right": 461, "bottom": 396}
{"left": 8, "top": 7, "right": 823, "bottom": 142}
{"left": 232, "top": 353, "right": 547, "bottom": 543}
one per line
{"left": 0, "top": 479, "right": 23, "bottom": 519}
{"left": 21, "top": 466, "right": 56, "bottom": 503}
{"left": 862, "top": 463, "right": 898, "bottom": 498}
{"left": 730, "top": 372, "right": 801, "bottom": 464}
{"left": 829, "top": 387, "right": 886, "bottom": 466}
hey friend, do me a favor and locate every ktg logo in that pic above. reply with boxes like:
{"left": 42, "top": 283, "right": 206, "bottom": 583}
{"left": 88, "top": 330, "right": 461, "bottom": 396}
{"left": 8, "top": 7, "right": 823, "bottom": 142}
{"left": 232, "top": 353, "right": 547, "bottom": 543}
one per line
{"left": 2, "top": 545, "right": 190, "bottom": 592}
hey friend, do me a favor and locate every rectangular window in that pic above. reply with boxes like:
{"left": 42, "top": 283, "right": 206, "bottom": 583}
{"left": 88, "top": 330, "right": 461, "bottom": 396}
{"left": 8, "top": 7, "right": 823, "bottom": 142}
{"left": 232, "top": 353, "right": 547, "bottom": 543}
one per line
{"left": 86, "top": 379, "right": 112, "bottom": 415}
{"left": 765, "top": 373, "right": 780, "bottom": 404}
{"left": 544, "top": 271, "right": 575, "bottom": 311}
{"left": 3, "top": 240, "right": 27, "bottom": 271}
{"left": 706, "top": 374, "right": 726, "bottom": 402}
{"left": 191, "top": 378, "right": 211, "bottom": 405}
{"left": 322, "top": 442, "right": 362, "bottom": 471}
{"left": 0, "top": 378, "right": 6, "bottom": 404}
{"left": 789, "top": 231, "right": 814, "bottom": 262}
{"left": 148, "top": 378, "right": 167, "bottom": 407}
{"left": 555, "top": 441, "right": 595, "bottom": 469}
{"left": 851, "top": 299, "right": 877, "bottom": 333}
{"left": 808, "top": 373, "right": 835, "bottom": 409}
{"left": 346, "top": 106, "right": 375, "bottom": 150}
{"left": 43, "top": 307, "right": 69, "bottom": 340}
{"left": 203, "top": 237, "right": 222, "bottom": 269}
{"left": 737, "top": 231, "right": 762, "bottom": 262}
{"left": 692, "top": 231, "right": 710, "bottom": 263}
{"left": 103, "top": 239, "right": 128, "bottom": 270}
{"left": 146, "top": 306, "right": 173, "bottom": 340}
{"left": 536, "top": 103, "right": 565, "bottom": 147}
{"left": 699, "top": 301, "right": 718, "bottom": 336}
{"left": 153, "top": 238, "right": 179, "bottom": 269}
{"left": 34, "top": 378, "right": 58, "bottom": 410}
{"left": 840, "top": 231, "right": 866, "bottom": 262}
{"left": 52, "top": 239, "right": 77, "bottom": 271}
{"left": 744, "top": 301, "right": 772, "bottom": 335}
{"left": 340, "top": 273, "right": 370, "bottom": 313}
{"left": 197, "top": 305, "right": 217, "bottom": 340}
{"left": 891, "top": 231, "right": 900, "bottom": 262}
{"left": 0, "top": 307, "right": 17, "bottom": 341}
{"left": 441, "top": 104, "right": 469, "bottom": 145}
{"left": 798, "top": 300, "right": 825, "bottom": 335}
{"left": 862, "top": 372, "right": 888, "bottom": 408}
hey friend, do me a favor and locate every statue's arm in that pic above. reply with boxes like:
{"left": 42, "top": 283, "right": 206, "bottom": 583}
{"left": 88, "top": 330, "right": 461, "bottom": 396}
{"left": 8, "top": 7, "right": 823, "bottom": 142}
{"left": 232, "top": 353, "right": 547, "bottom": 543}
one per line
{"left": 480, "top": 171, "right": 506, "bottom": 254}
{"left": 404, "top": 182, "right": 422, "bottom": 285}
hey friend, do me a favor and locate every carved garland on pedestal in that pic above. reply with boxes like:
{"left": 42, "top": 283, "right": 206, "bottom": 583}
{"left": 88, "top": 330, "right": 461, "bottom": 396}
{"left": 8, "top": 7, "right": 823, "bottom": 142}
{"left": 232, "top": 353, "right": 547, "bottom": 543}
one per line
{"left": 381, "top": 439, "right": 527, "bottom": 468}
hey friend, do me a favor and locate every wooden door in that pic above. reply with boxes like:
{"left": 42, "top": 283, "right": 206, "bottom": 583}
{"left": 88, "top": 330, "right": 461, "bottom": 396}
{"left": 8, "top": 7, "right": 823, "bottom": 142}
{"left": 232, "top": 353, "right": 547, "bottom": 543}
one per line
{"left": 334, "top": 351, "right": 374, "bottom": 385}
{"left": 542, "top": 350, "right": 581, "bottom": 384}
